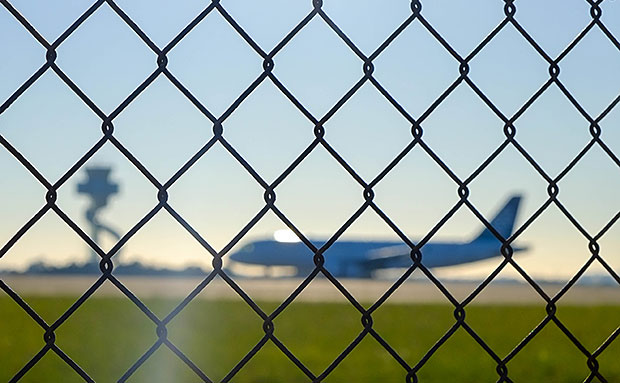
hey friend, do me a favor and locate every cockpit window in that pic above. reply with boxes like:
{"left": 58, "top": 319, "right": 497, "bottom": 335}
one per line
{"left": 240, "top": 244, "right": 255, "bottom": 253}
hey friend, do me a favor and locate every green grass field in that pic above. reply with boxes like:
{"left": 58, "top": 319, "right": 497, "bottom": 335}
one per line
{"left": 1, "top": 297, "right": 619, "bottom": 382}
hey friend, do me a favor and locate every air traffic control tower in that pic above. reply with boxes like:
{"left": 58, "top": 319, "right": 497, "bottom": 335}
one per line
{"left": 77, "top": 166, "right": 121, "bottom": 264}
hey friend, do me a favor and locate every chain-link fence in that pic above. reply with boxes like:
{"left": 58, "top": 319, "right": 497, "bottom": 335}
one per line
{"left": 1, "top": 0, "right": 619, "bottom": 382}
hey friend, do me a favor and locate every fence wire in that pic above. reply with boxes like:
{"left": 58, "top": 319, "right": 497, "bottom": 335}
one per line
{"left": 1, "top": 0, "right": 619, "bottom": 382}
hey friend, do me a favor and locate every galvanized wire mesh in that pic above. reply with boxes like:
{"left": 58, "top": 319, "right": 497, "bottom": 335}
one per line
{"left": 1, "top": 0, "right": 619, "bottom": 382}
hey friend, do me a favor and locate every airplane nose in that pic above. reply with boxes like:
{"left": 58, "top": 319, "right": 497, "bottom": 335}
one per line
{"left": 230, "top": 243, "right": 256, "bottom": 264}
{"left": 229, "top": 251, "right": 243, "bottom": 262}
{"left": 229, "top": 248, "right": 253, "bottom": 263}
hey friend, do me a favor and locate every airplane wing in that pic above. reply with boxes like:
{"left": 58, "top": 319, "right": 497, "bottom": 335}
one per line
{"left": 362, "top": 244, "right": 411, "bottom": 269}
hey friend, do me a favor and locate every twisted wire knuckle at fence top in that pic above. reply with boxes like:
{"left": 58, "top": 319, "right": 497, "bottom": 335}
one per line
{"left": 1, "top": 0, "right": 619, "bottom": 382}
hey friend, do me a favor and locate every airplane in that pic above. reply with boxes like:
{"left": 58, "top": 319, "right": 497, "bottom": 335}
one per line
{"left": 228, "top": 195, "right": 526, "bottom": 278}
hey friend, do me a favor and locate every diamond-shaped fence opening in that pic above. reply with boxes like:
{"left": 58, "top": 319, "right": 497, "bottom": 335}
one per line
{"left": 511, "top": 85, "right": 593, "bottom": 177}
{"left": 166, "top": 9, "right": 265, "bottom": 117}
{"left": 161, "top": 297, "right": 268, "bottom": 381}
{"left": 54, "top": 143, "right": 158, "bottom": 252}
{"left": 51, "top": 288, "right": 158, "bottom": 382}
{"left": 222, "top": 80, "right": 316, "bottom": 183}
{"left": 371, "top": 20, "right": 458, "bottom": 118}
{"left": 467, "top": 24, "right": 551, "bottom": 117}
{"left": 272, "top": 16, "right": 363, "bottom": 118}
{"left": 323, "top": 83, "right": 413, "bottom": 180}
{"left": 0, "top": 71, "right": 103, "bottom": 181}
{"left": 53, "top": 3, "right": 157, "bottom": 114}
{"left": 1, "top": 0, "right": 619, "bottom": 382}
{"left": 420, "top": 83, "right": 508, "bottom": 178}
{"left": 269, "top": 285, "right": 363, "bottom": 374}
{"left": 111, "top": 76, "right": 216, "bottom": 182}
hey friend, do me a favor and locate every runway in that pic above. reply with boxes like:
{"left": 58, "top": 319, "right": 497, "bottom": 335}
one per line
{"left": 1, "top": 275, "right": 618, "bottom": 305}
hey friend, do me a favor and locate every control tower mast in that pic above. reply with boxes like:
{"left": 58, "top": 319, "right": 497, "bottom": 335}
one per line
{"left": 77, "top": 167, "right": 121, "bottom": 264}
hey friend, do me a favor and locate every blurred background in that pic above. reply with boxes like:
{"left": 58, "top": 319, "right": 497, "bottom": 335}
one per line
{"left": 1, "top": 0, "right": 619, "bottom": 285}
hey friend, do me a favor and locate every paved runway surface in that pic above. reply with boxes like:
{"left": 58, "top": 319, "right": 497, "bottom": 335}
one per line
{"left": 2, "top": 275, "right": 618, "bottom": 305}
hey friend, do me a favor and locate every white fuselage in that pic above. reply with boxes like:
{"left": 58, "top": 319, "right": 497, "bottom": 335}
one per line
{"left": 228, "top": 239, "right": 508, "bottom": 278}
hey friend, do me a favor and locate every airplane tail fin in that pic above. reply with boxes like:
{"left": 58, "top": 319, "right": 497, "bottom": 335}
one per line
{"left": 471, "top": 195, "right": 522, "bottom": 243}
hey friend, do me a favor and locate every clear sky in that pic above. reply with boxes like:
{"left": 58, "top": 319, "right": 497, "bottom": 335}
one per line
{"left": 1, "top": 0, "right": 619, "bottom": 283}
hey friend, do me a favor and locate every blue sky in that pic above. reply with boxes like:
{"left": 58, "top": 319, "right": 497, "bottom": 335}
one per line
{"left": 1, "top": 0, "right": 620, "bottom": 283}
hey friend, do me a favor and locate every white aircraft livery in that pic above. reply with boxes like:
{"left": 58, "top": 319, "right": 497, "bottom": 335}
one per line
{"left": 229, "top": 196, "right": 525, "bottom": 278}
